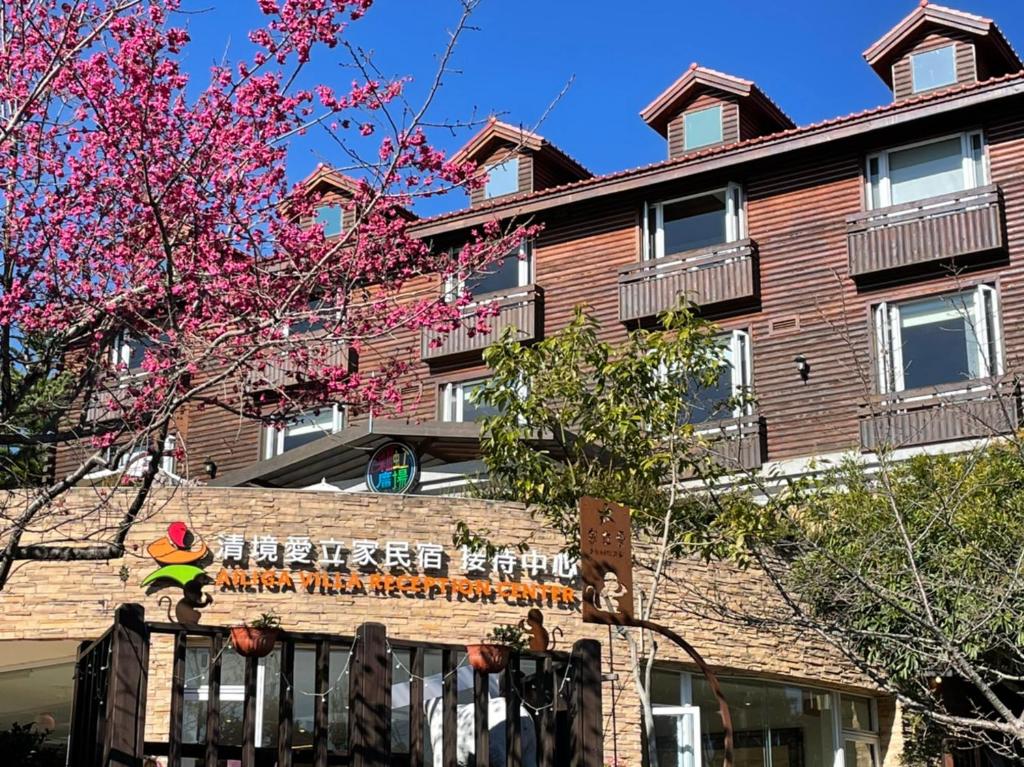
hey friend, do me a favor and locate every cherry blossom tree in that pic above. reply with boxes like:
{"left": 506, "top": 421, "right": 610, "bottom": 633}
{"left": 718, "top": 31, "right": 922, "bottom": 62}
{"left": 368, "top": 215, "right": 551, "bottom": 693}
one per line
{"left": 0, "top": 0, "right": 532, "bottom": 589}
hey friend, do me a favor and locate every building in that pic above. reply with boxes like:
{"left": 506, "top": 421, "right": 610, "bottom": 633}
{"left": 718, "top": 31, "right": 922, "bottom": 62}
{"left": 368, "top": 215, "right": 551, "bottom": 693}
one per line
{"left": 17, "top": 2, "right": 1024, "bottom": 766}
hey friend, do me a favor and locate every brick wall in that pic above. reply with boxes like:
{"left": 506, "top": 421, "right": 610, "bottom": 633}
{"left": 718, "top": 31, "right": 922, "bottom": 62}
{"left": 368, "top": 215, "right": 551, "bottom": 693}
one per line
{"left": 0, "top": 487, "right": 898, "bottom": 765}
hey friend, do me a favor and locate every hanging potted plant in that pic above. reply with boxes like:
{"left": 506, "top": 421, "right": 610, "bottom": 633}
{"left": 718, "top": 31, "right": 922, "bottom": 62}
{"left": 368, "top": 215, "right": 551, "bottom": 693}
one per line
{"left": 466, "top": 623, "right": 527, "bottom": 673}
{"left": 230, "top": 611, "right": 282, "bottom": 658}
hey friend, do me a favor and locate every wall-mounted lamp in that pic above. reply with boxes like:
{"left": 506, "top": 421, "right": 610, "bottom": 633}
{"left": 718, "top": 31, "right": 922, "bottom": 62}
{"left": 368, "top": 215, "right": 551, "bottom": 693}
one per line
{"left": 794, "top": 354, "right": 811, "bottom": 382}
{"left": 203, "top": 457, "right": 218, "bottom": 479}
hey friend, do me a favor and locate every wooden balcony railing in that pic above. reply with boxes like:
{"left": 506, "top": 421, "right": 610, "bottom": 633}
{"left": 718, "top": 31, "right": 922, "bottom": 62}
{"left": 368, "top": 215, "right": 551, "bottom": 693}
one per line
{"left": 847, "top": 185, "right": 1005, "bottom": 277}
{"left": 859, "top": 379, "right": 1021, "bottom": 451}
{"left": 248, "top": 342, "right": 350, "bottom": 391}
{"left": 421, "top": 284, "right": 542, "bottom": 362}
{"left": 699, "top": 412, "right": 766, "bottom": 471}
{"left": 85, "top": 373, "right": 148, "bottom": 423}
{"left": 618, "top": 239, "right": 757, "bottom": 323}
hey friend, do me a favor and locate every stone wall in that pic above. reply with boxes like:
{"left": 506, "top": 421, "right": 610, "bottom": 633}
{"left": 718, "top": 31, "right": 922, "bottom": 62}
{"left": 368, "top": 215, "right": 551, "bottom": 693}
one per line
{"left": 0, "top": 487, "right": 891, "bottom": 765}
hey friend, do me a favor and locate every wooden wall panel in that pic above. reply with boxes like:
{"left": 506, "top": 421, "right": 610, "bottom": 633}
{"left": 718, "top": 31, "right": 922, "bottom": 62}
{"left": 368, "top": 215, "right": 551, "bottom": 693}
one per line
{"left": 891, "top": 31, "right": 977, "bottom": 100}
{"left": 51, "top": 102, "right": 1024, "bottom": 477}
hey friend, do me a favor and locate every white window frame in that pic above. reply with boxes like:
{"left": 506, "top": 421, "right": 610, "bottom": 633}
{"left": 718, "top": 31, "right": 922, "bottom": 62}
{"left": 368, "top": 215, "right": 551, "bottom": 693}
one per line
{"left": 484, "top": 157, "right": 520, "bottom": 199}
{"left": 683, "top": 104, "right": 724, "bottom": 151}
{"left": 314, "top": 203, "right": 344, "bottom": 237}
{"left": 263, "top": 405, "right": 343, "bottom": 459}
{"left": 441, "top": 379, "right": 486, "bottom": 423}
{"left": 445, "top": 241, "right": 533, "bottom": 303}
{"left": 642, "top": 184, "right": 745, "bottom": 262}
{"left": 652, "top": 705, "right": 703, "bottom": 767}
{"left": 833, "top": 693, "right": 881, "bottom": 767}
{"left": 874, "top": 284, "right": 1002, "bottom": 396}
{"left": 910, "top": 44, "right": 957, "bottom": 94}
{"left": 865, "top": 131, "right": 987, "bottom": 211}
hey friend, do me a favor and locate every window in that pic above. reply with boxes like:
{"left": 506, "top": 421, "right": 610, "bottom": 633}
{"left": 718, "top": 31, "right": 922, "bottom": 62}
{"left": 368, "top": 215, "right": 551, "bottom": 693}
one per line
{"left": 910, "top": 45, "right": 957, "bottom": 93}
{"left": 684, "top": 329, "right": 752, "bottom": 424}
{"left": 441, "top": 379, "right": 501, "bottom": 423}
{"left": 840, "top": 695, "right": 880, "bottom": 767}
{"left": 485, "top": 157, "right": 519, "bottom": 199}
{"left": 874, "top": 285, "right": 1002, "bottom": 394}
{"left": 315, "top": 204, "right": 343, "bottom": 237}
{"left": 866, "top": 132, "right": 986, "bottom": 209}
{"left": 263, "top": 406, "right": 343, "bottom": 459}
{"left": 652, "top": 668, "right": 845, "bottom": 767}
{"left": 111, "top": 334, "right": 149, "bottom": 372}
{"left": 644, "top": 185, "right": 744, "bottom": 260}
{"left": 447, "top": 242, "right": 532, "bottom": 301}
{"left": 683, "top": 105, "right": 724, "bottom": 150}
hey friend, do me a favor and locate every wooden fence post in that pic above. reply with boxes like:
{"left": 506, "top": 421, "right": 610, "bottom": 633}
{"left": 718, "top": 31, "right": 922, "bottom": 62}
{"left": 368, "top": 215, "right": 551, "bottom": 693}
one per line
{"left": 102, "top": 603, "right": 150, "bottom": 767}
{"left": 570, "top": 639, "right": 603, "bottom": 767}
{"left": 348, "top": 622, "right": 390, "bottom": 767}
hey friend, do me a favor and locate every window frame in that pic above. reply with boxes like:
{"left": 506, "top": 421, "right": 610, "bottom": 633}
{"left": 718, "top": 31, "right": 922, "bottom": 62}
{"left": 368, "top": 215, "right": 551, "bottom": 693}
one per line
{"left": 683, "top": 105, "right": 724, "bottom": 151}
{"left": 445, "top": 241, "right": 533, "bottom": 303}
{"left": 642, "top": 184, "right": 745, "bottom": 262}
{"left": 484, "top": 156, "right": 520, "bottom": 199}
{"left": 910, "top": 43, "right": 957, "bottom": 94}
{"left": 441, "top": 378, "right": 487, "bottom": 423}
{"left": 263, "top": 405, "right": 344, "bottom": 460}
{"left": 314, "top": 203, "right": 344, "bottom": 238}
{"left": 873, "top": 283, "right": 1003, "bottom": 396}
{"left": 864, "top": 131, "right": 987, "bottom": 211}
{"left": 652, "top": 666, "right": 882, "bottom": 767}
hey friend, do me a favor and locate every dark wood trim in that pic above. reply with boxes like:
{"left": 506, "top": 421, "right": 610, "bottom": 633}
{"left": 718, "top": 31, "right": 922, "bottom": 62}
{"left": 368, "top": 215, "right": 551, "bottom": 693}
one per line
{"left": 441, "top": 649, "right": 458, "bottom": 767}
{"left": 241, "top": 654, "right": 258, "bottom": 767}
{"left": 168, "top": 630, "right": 187, "bottom": 767}
{"left": 278, "top": 639, "right": 295, "bottom": 767}
{"left": 204, "top": 633, "right": 223, "bottom": 767}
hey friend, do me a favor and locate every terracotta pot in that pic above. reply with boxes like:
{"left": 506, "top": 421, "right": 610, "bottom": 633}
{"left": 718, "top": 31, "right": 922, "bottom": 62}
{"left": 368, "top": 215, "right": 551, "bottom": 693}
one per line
{"left": 230, "top": 626, "right": 280, "bottom": 658}
{"left": 465, "top": 643, "right": 512, "bottom": 673}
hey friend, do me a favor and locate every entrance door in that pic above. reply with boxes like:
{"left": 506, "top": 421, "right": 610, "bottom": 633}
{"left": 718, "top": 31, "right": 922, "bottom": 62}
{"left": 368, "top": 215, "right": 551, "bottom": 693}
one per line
{"left": 654, "top": 705, "right": 702, "bottom": 767}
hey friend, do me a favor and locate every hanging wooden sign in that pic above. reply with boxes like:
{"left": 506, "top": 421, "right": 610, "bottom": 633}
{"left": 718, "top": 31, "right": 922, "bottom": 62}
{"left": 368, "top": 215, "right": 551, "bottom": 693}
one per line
{"left": 579, "top": 496, "right": 634, "bottom": 625}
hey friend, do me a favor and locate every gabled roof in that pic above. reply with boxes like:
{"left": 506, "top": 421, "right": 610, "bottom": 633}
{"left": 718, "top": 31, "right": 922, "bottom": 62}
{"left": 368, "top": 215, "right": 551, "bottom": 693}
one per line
{"left": 864, "top": 1, "right": 1022, "bottom": 86}
{"left": 640, "top": 64, "right": 795, "bottom": 137}
{"left": 411, "top": 69, "right": 1024, "bottom": 238}
{"left": 297, "top": 164, "right": 417, "bottom": 221}
{"left": 300, "top": 164, "right": 362, "bottom": 195}
{"left": 450, "top": 118, "right": 592, "bottom": 180}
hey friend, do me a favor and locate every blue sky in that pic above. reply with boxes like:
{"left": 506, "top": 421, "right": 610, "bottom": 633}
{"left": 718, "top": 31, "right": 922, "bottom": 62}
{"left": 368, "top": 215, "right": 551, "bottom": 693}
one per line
{"left": 177, "top": 0, "right": 1024, "bottom": 217}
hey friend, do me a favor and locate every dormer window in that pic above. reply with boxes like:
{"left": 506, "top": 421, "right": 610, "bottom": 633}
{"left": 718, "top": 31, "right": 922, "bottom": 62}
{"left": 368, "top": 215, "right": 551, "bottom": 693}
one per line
{"left": 314, "top": 204, "right": 343, "bottom": 237}
{"left": 485, "top": 158, "right": 519, "bottom": 199}
{"left": 910, "top": 45, "right": 956, "bottom": 93}
{"left": 683, "top": 105, "right": 724, "bottom": 150}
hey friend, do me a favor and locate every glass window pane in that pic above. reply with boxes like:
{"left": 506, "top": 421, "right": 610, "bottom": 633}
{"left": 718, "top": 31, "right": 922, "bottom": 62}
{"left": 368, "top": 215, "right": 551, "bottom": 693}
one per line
{"left": 182, "top": 645, "right": 210, "bottom": 744}
{"left": 867, "top": 157, "right": 882, "bottom": 209}
{"left": 889, "top": 137, "right": 965, "bottom": 205}
{"left": 652, "top": 669, "right": 683, "bottom": 706}
{"left": 282, "top": 409, "right": 337, "bottom": 453}
{"left": 684, "top": 336, "right": 735, "bottom": 424}
{"left": 691, "top": 677, "right": 835, "bottom": 767}
{"left": 391, "top": 649, "right": 411, "bottom": 754}
{"left": 327, "top": 648, "right": 350, "bottom": 752}
{"left": 845, "top": 740, "right": 877, "bottom": 767}
{"left": 219, "top": 649, "right": 246, "bottom": 746}
{"left": 259, "top": 650, "right": 281, "bottom": 748}
{"left": 840, "top": 695, "right": 874, "bottom": 731}
{"left": 466, "top": 252, "right": 524, "bottom": 296}
{"left": 661, "top": 192, "right": 728, "bottom": 257}
{"left": 315, "top": 204, "right": 343, "bottom": 237}
{"left": 462, "top": 381, "right": 501, "bottom": 423}
{"left": 655, "top": 715, "right": 683, "bottom": 767}
{"left": 684, "top": 106, "right": 723, "bottom": 150}
{"left": 898, "top": 293, "right": 978, "bottom": 390}
{"left": 912, "top": 46, "right": 957, "bottom": 93}
{"left": 293, "top": 647, "right": 316, "bottom": 748}
{"left": 0, "top": 654, "right": 77, "bottom": 762}
{"left": 485, "top": 158, "right": 519, "bottom": 198}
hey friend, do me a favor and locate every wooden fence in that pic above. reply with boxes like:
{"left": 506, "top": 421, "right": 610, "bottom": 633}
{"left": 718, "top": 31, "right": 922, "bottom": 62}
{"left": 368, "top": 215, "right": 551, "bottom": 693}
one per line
{"left": 68, "top": 604, "right": 603, "bottom": 767}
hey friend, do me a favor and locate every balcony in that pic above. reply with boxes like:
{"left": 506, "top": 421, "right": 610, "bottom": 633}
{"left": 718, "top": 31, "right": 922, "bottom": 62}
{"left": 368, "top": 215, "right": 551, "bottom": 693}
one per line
{"left": 847, "top": 185, "right": 1005, "bottom": 278}
{"left": 700, "top": 413, "right": 766, "bottom": 472}
{"left": 859, "top": 380, "right": 1021, "bottom": 451}
{"left": 618, "top": 239, "right": 757, "bottom": 323}
{"left": 421, "top": 284, "right": 543, "bottom": 362}
{"left": 249, "top": 343, "right": 350, "bottom": 391}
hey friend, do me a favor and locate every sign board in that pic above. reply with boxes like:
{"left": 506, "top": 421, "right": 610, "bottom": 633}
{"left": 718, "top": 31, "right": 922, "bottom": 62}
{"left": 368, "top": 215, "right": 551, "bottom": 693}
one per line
{"left": 366, "top": 441, "right": 418, "bottom": 494}
{"left": 579, "top": 496, "right": 634, "bottom": 625}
